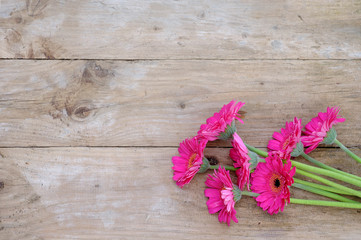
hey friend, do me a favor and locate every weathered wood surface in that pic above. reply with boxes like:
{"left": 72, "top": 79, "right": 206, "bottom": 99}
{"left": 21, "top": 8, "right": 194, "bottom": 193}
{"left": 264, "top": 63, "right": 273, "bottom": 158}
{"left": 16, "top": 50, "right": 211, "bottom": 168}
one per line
{"left": 0, "top": 0, "right": 361, "bottom": 59}
{"left": 0, "top": 147, "right": 360, "bottom": 240}
{"left": 0, "top": 60, "right": 360, "bottom": 147}
{"left": 1, "top": 0, "right": 361, "bottom": 239}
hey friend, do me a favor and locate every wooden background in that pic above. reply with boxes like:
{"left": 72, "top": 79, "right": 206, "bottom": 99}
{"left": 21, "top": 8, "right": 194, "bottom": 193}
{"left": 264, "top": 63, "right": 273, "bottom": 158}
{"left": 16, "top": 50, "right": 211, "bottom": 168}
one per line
{"left": 0, "top": 0, "right": 360, "bottom": 239}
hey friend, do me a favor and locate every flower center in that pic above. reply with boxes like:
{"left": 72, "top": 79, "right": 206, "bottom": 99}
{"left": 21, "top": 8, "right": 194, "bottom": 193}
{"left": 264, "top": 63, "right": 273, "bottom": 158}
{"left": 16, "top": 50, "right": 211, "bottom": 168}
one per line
{"left": 188, "top": 153, "right": 197, "bottom": 168}
{"left": 274, "top": 178, "right": 281, "bottom": 188}
{"left": 269, "top": 173, "right": 284, "bottom": 194}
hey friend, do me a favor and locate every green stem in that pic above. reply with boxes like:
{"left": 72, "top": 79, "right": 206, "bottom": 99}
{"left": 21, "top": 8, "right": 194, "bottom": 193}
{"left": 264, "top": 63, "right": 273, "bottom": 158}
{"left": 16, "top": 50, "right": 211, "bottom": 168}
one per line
{"left": 291, "top": 160, "right": 361, "bottom": 188}
{"left": 296, "top": 169, "right": 361, "bottom": 198}
{"left": 290, "top": 198, "right": 361, "bottom": 209}
{"left": 209, "top": 165, "right": 237, "bottom": 171}
{"left": 292, "top": 183, "right": 358, "bottom": 203}
{"left": 243, "top": 190, "right": 361, "bottom": 208}
{"left": 334, "top": 139, "right": 361, "bottom": 164}
{"left": 244, "top": 143, "right": 361, "bottom": 196}
{"left": 294, "top": 178, "right": 352, "bottom": 195}
{"left": 301, "top": 152, "right": 361, "bottom": 182}
{"left": 244, "top": 143, "right": 268, "bottom": 157}
{"left": 246, "top": 143, "right": 361, "bottom": 179}
{"left": 241, "top": 191, "right": 259, "bottom": 197}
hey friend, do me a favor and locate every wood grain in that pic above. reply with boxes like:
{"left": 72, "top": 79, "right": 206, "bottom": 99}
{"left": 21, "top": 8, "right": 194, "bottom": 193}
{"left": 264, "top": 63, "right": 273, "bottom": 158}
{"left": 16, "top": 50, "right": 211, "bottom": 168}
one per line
{"left": 0, "top": 147, "right": 360, "bottom": 240}
{"left": 0, "top": 0, "right": 360, "bottom": 59}
{"left": 1, "top": 1, "right": 361, "bottom": 239}
{"left": 0, "top": 60, "right": 360, "bottom": 147}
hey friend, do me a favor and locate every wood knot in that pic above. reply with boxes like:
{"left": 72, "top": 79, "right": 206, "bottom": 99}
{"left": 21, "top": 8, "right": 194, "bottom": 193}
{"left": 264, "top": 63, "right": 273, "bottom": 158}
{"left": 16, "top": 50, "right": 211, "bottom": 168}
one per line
{"left": 66, "top": 103, "right": 95, "bottom": 122}
{"left": 179, "top": 102, "right": 186, "bottom": 109}
{"left": 74, "top": 106, "right": 92, "bottom": 119}
{"left": 82, "top": 68, "right": 93, "bottom": 83}
{"left": 0, "top": 181, "right": 4, "bottom": 190}
{"left": 153, "top": 25, "right": 161, "bottom": 31}
{"left": 93, "top": 63, "right": 110, "bottom": 78}
{"left": 81, "top": 62, "right": 114, "bottom": 84}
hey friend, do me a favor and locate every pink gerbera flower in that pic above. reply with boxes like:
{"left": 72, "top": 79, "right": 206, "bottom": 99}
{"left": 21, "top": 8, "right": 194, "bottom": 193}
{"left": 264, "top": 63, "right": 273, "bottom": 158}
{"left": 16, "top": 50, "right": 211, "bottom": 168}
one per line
{"left": 268, "top": 117, "right": 302, "bottom": 159}
{"left": 205, "top": 167, "right": 240, "bottom": 226}
{"left": 302, "top": 107, "right": 345, "bottom": 154}
{"left": 251, "top": 152, "right": 296, "bottom": 215}
{"left": 172, "top": 137, "right": 207, "bottom": 188}
{"left": 230, "top": 132, "right": 251, "bottom": 190}
{"left": 198, "top": 100, "right": 245, "bottom": 141}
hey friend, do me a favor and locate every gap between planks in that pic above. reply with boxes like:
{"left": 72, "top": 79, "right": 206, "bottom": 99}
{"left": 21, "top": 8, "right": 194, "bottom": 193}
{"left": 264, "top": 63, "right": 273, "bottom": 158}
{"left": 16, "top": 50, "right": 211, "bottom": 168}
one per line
{"left": 0, "top": 146, "right": 359, "bottom": 149}
{"left": 1, "top": 58, "right": 361, "bottom": 61}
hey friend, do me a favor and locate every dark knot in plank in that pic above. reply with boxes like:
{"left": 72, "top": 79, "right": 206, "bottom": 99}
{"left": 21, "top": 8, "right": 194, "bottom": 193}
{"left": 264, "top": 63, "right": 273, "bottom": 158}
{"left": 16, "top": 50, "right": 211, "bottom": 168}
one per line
{"left": 66, "top": 102, "right": 96, "bottom": 122}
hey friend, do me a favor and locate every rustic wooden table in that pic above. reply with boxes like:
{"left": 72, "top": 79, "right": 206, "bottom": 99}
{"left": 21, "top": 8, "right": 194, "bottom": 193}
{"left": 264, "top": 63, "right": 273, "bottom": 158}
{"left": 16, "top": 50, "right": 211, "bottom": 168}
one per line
{"left": 1, "top": 1, "right": 361, "bottom": 239}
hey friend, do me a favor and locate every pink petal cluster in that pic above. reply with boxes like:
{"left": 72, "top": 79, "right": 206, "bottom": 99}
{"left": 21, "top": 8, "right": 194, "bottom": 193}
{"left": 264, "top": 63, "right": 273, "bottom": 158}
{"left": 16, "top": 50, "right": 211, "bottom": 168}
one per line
{"left": 171, "top": 102, "right": 350, "bottom": 224}
{"left": 302, "top": 107, "right": 345, "bottom": 154}
{"left": 268, "top": 117, "right": 302, "bottom": 159}
{"left": 205, "top": 167, "right": 238, "bottom": 226}
{"left": 230, "top": 132, "right": 251, "bottom": 190}
{"left": 251, "top": 152, "right": 296, "bottom": 215}
{"left": 172, "top": 136, "right": 207, "bottom": 188}
{"left": 197, "top": 100, "right": 245, "bottom": 141}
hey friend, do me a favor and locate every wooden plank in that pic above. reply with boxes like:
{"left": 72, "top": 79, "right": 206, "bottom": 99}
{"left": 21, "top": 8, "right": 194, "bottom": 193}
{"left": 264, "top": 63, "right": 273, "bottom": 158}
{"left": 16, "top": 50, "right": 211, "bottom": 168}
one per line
{"left": 0, "top": 60, "right": 360, "bottom": 147}
{"left": 0, "top": 0, "right": 360, "bottom": 59}
{"left": 0, "top": 147, "right": 360, "bottom": 239}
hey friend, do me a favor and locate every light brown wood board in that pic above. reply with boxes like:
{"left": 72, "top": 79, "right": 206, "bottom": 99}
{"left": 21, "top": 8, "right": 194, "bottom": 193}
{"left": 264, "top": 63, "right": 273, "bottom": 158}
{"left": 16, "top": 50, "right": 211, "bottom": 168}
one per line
{"left": 0, "top": 0, "right": 361, "bottom": 239}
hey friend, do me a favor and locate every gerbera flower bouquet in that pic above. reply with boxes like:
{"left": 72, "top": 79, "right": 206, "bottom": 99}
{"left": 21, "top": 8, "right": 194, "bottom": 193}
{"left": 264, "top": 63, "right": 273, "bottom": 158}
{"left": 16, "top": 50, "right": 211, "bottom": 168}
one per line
{"left": 171, "top": 100, "right": 361, "bottom": 225}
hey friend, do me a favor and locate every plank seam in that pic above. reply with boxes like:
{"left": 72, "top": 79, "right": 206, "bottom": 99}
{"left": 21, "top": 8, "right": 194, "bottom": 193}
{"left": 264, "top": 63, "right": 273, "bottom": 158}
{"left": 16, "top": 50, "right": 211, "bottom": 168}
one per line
{"left": 0, "top": 146, "right": 359, "bottom": 149}
{"left": 0, "top": 58, "right": 361, "bottom": 61}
